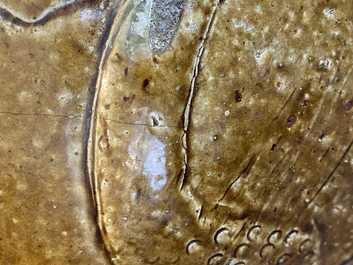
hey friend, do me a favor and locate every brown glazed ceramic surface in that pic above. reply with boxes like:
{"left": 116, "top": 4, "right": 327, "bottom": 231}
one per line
{"left": 0, "top": 0, "right": 353, "bottom": 265}
{"left": 0, "top": 0, "right": 113, "bottom": 264}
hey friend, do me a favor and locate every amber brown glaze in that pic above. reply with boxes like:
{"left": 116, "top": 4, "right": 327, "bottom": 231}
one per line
{"left": 0, "top": 0, "right": 352, "bottom": 264}
{"left": 90, "top": 0, "right": 353, "bottom": 264}
{"left": 0, "top": 0, "right": 114, "bottom": 264}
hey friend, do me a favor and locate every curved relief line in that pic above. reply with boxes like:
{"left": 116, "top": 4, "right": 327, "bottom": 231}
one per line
{"left": 230, "top": 221, "right": 249, "bottom": 250}
{"left": 298, "top": 238, "right": 313, "bottom": 255}
{"left": 260, "top": 70, "right": 353, "bottom": 225}
{"left": 304, "top": 93, "right": 326, "bottom": 139}
{"left": 83, "top": 0, "right": 122, "bottom": 211}
{"left": 272, "top": 151, "right": 302, "bottom": 227}
{"left": 0, "top": 0, "right": 92, "bottom": 26}
{"left": 305, "top": 65, "right": 353, "bottom": 138}
{"left": 85, "top": 0, "right": 132, "bottom": 261}
{"left": 272, "top": 87, "right": 298, "bottom": 122}
{"left": 283, "top": 229, "right": 299, "bottom": 245}
{"left": 82, "top": 1, "right": 123, "bottom": 264}
{"left": 217, "top": 154, "right": 258, "bottom": 204}
{"left": 185, "top": 239, "right": 202, "bottom": 255}
{"left": 252, "top": 151, "right": 291, "bottom": 224}
{"left": 328, "top": 64, "right": 353, "bottom": 116}
{"left": 259, "top": 243, "right": 276, "bottom": 259}
{"left": 179, "top": 0, "right": 221, "bottom": 190}
{"left": 267, "top": 230, "right": 282, "bottom": 245}
{"left": 233, "top": 243, "right": 250, "bottom": 258}
{"left": 246, "top": 224, "right": 261, "bottom": 242}
{"left": 207, "top": 252, "right": 224, "bottom": 265}
{"left": 213, "top": 227, "right": 229, "bottom": 245}
{"left": 276, "top": 253, "right": 293, "bottom": 265}
{"left": 305, "top": 139, "right": 353, "bottom": 207}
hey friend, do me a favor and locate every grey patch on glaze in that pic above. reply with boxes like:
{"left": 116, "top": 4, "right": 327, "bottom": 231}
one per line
{"left": 149, "top": 0, "right": 185, "bottom": 53}
{"left": 126, "top": 0, "right": 185, "bottom": 56}
{"left": 126, "top": 0, "right": 154, "bottom": 58}
{"left": 342, "top": 257, "right": 353, "bottom": 265}
{"left": 142, "top": 136, "right": 167, "bottom": 192}
{"left": 128, "top": 131, "right": 168, "bottom": 192}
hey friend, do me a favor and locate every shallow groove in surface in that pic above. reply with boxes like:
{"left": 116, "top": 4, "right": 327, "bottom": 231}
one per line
{"left": 179, "top": 0, "right": 221, "bottom": 191}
